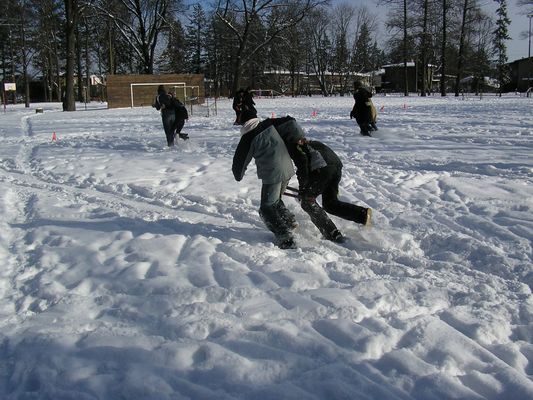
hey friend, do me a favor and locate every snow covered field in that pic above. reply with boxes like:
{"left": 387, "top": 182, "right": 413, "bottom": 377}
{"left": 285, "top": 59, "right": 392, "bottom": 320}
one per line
{"left": 0, "top": 94, "right": 532, "bottom": 399}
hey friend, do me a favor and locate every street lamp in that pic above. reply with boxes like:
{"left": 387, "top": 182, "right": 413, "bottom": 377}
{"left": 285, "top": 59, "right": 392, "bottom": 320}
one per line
{"left": 529, "top": 13, "right": 533, "bottom": 59}
{"left": 529, "top": 14, "right": 533, "bottom": 96}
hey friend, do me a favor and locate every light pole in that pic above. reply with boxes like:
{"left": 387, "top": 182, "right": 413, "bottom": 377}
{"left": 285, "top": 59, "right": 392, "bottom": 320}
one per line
{"left": 529, "top": 14, "right": 533, "bottom": 96}
{"left": 529, "top": 13, "right": 533, "bottom": 59}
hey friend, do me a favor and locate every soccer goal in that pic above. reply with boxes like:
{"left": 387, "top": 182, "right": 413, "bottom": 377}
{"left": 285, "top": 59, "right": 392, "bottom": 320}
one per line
{"left": 130, "top": 82, "right": 186, "bottom": 108}
{"left": 250, "top": 89, "right": 275, "bottom": 98}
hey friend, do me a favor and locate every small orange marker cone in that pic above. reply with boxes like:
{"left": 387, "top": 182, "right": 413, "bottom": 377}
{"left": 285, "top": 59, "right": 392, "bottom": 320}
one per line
{"left": 52, "top": 132, "right": 57, "bottom": 141}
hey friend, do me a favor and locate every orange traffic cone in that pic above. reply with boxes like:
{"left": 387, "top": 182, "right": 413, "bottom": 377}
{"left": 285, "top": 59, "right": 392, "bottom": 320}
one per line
{"left": 52, "top": 132, "right": 57, "bottom": 141}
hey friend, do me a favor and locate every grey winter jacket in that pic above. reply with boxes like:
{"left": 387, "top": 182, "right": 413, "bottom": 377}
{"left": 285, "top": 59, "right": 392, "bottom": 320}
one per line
{"left": 232, "top": 118, "right": 294, "bottom": 184}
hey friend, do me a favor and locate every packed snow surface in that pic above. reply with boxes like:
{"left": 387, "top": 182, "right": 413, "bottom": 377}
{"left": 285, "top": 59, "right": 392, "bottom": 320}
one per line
{"left": 0, "top": 94, "right": 532, "bottom": 399}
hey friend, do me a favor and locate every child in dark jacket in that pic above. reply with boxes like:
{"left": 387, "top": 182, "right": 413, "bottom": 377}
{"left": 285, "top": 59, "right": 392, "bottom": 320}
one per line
{"left": 288, "top": 137, "right": 372, "bottom": 242}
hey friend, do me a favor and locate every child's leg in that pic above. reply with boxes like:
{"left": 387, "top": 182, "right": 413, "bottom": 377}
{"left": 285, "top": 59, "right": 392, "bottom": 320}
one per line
{"left": 260, "top": 182, "right": 295, "bottom": 247}
{"left": 322, "top": 168, "right": 371, "bottom": 225}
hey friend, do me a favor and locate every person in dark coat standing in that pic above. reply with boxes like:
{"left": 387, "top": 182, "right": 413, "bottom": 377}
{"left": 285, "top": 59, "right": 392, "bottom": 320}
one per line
{"left": 350, "top": 80, "right": 377, "bottom": 136}
{"left": 232, "top": 89, "right": 245, "bottom": 125}
{"left": 153, "top": 85, "right": 176, "bottom": 146}
{"left": 243, "top": 87, "right": 257, "bottom": 116}
{"left": 289, "top": 137, "right": 372, "bottom": 242}
{"left": 232, "top": 109, "right": 298, "bottom": 249}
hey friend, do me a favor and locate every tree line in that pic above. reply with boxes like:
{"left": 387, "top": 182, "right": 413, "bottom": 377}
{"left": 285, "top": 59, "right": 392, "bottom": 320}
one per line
{"left": 0, "top": 0, "right": 517, "bottom": 111}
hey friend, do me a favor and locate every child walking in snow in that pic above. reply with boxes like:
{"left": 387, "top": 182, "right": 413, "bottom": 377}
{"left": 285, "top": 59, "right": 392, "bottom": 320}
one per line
{"left": 350, "top": 80, "right": 378, "bottom": 136}
{"left": 232, "top": 109, "right": 298, "bottom": 249}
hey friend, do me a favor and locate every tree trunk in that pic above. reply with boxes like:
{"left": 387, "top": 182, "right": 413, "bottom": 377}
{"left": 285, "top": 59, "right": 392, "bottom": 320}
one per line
{"left": 76, "top": 24, "right": 84, "bottom": 102}
{"left": 454, "top": 0, "right": 469, "bottom": 96}
{"left": 85, "top": 18, "right": 90, "bottom": 103}
{"left": 20, "top": 23, "right": 30, "bottom": 107}
{"left": 440, "top": 0, "right": 447, "bottom": 96}
{"left": 403, "top": 0, "right": 408, "bottom": 96}
{"left": 65, "top": 0, "right": 77, "bottom": 111}
{"left": 420, "top": 0, "right": 429, "bottom": 96}
{"left": 107, "top": 20, "right": 115, "bottom": 75}
{"left": 231, "top": 59, "right": 242, "bottom": 97}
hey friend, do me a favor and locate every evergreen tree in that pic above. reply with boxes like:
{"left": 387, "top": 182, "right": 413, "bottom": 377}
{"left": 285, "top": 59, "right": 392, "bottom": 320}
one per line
{"left": 159, "top": 19, "right": 186, "bottom": 73}
{"left": 184, "top": 3, "right": 207, "bottom": 74}
{"left": 353, "top": 22, "right": 372, "bottom": 72}
{"left": 493, "top": 0, "right": 511, "bottom": 95}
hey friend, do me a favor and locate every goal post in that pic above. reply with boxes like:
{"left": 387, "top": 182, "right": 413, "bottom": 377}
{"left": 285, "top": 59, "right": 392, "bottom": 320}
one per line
{"left": 173, "top": 85, "right": 216, "bottom": 116}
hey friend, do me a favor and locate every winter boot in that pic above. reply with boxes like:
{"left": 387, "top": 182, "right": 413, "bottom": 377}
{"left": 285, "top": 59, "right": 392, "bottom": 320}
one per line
{"left": 179, "top": 133, "right": 189, "bottom": 140}
{"left": 363, "top": 208, "right": 372, "bottom": 226}
{"left": 325, "top": 229, "right": 346, "bottom": 244}
{"left": 276, "top": 200, "right": 298, "bottom": 230}
{"left": 277, "top": 235, "right": 297, "bottom": 249}
{"left": 259, "top": 205, "right": 296, "bottom": 249}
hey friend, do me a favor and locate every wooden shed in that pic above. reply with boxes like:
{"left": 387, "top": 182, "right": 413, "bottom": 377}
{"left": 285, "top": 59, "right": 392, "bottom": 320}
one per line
{"left": 106, "top": 74, "right": 204, "bottom": 108}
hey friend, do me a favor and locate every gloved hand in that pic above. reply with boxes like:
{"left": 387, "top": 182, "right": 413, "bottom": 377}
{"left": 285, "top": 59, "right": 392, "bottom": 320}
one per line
{"left": 298, "top": 184, "right": 316, "bottom": 203}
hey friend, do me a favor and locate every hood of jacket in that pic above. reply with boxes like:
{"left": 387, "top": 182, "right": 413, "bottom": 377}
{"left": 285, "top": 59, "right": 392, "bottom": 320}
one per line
{"left": 240, "top": 118, "right": 261, "bottom": 136}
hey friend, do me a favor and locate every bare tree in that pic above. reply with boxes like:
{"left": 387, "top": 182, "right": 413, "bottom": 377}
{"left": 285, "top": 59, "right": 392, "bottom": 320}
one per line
{"left": 215, "top": 0, "right": 327, "bottom": 95}
{"left": 305, "top": 7, "right": 332, "bottom": 95}
{"left": 92, "top": 0, "right": 182, "bottom": 74}
{"left": 470, "top": 12, "right": 493, "bottom": 94}
{"left": 383, "top": 0, "right": 413, "bottom": 95}
{"left": 516, "top": 0, "right": 533, "bottom": 53}
{"left": 331, "top": 3, "right": 355, "bottom": 94}
{"left": 454, "top": 0, "right": 484, "bottom": 96}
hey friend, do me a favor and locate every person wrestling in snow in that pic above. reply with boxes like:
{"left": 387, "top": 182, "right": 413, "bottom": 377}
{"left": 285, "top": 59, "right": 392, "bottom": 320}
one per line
{"left": 287, "top": 137, "right": 372, "bottom": 243}
{"left": 232, "top": 109, "right": 298, "bottom": 249}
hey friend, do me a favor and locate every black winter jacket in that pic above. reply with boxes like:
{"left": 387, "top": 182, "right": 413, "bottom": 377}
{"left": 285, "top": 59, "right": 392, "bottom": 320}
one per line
{"left": 350, "top": 87, "right": 373, "bottom": 125}
{"left": 293, "top": 140, "right": 342, "bottom": 190}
